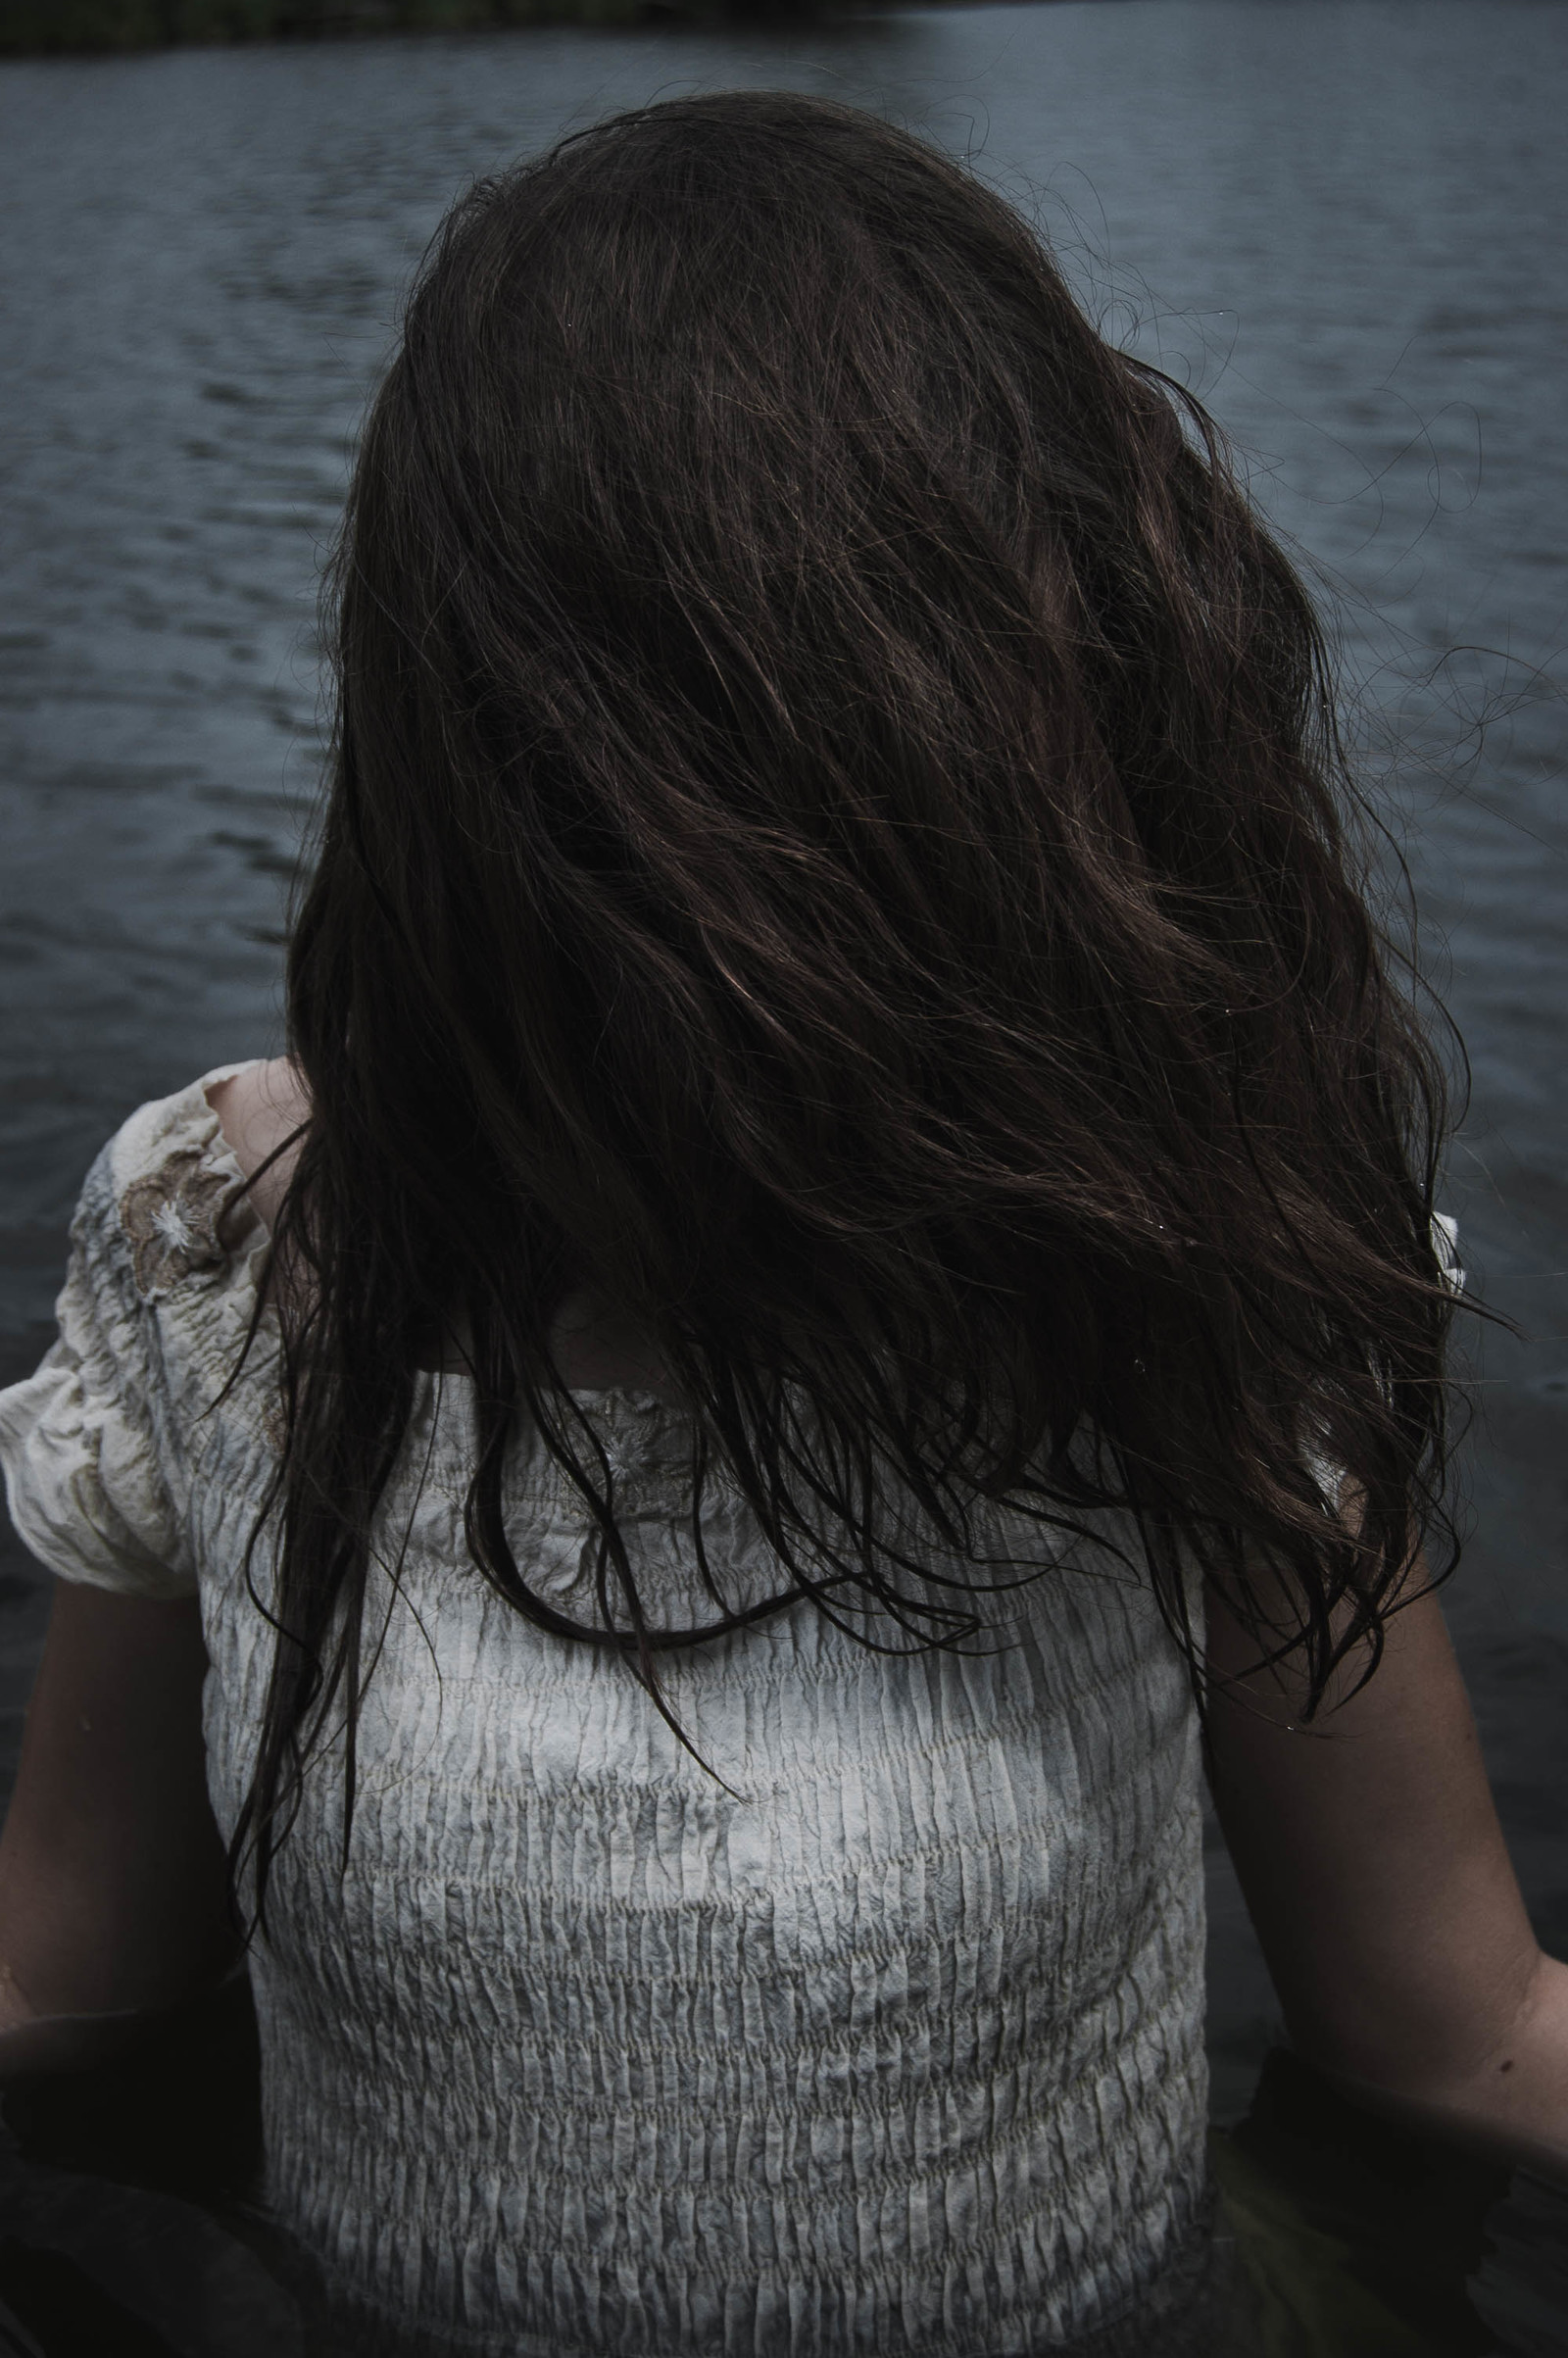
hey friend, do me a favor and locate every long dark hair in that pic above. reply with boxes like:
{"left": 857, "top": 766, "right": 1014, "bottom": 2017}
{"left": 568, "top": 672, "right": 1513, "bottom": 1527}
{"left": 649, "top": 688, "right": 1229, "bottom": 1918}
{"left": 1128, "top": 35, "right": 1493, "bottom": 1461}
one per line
{"left": 229, "top": 89, "right": 1462, "bottom": 1933}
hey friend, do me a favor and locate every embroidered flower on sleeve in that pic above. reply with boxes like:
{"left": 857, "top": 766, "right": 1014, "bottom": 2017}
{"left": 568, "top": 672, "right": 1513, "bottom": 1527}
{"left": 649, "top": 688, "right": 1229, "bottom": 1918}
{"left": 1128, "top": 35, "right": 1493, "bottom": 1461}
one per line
{"left": 119, "top": 1148, "right": 240, "bottom": 1300}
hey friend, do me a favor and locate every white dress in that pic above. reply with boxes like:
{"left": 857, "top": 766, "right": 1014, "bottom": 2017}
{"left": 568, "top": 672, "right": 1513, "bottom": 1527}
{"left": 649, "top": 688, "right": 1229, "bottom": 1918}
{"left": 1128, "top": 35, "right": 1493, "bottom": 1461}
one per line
{"left": 0, "top": 1068, "right": 1226, "bottom": 2357}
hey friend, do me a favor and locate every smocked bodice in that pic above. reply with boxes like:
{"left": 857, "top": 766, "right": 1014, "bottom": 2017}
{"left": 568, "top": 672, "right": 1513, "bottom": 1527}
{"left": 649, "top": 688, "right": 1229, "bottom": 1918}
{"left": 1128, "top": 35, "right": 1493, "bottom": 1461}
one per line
{"left": 0, "top": 1069, "right": 1221, "bottom": 2355}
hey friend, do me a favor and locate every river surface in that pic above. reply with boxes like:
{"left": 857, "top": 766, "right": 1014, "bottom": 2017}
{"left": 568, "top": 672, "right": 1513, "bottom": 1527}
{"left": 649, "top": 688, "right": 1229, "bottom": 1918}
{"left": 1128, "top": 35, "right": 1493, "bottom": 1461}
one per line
{"left": 1, "top": 0, "right": 1565, "bottom": 2190}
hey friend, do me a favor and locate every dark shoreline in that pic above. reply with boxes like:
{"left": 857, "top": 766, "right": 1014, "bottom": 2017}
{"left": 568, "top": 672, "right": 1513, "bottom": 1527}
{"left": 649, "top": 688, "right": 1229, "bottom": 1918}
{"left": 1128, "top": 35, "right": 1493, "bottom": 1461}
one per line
{"left": 0, "top": 0, "right": 927, "bottom": 55}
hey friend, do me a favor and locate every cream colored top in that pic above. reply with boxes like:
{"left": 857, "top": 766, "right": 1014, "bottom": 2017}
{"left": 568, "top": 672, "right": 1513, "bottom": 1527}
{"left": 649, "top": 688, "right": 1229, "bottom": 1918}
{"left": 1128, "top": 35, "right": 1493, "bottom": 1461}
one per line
{"left": 0, "top": 1069, "right": 1224, "bottom": 2357}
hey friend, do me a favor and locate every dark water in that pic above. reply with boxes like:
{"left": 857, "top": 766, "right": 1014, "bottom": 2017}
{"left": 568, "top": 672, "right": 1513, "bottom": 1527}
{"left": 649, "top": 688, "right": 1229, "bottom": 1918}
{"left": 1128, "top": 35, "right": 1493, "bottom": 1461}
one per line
{"left": 1, "top": 0, "right": 1565, "bottom": 2279}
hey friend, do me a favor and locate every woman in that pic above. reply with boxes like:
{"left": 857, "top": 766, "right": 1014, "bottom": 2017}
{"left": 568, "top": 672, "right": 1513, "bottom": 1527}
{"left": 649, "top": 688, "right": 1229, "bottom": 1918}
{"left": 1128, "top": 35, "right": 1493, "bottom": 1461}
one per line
{"left": 0, "top": 90, "right": 1562, "bottom": 2357}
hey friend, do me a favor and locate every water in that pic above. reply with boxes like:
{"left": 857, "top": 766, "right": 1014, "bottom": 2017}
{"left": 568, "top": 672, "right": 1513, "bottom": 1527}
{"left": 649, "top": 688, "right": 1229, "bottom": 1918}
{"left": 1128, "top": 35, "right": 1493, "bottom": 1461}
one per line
{"left": 1, "top": 0, "right": 1565, "bottom": 2305}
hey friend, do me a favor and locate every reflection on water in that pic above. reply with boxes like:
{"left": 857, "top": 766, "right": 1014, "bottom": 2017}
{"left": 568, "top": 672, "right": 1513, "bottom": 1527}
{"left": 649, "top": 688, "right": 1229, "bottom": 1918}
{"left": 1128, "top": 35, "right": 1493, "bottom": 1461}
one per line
{"left": 0, "top": 0, "right": 1565, "bottom": 2320}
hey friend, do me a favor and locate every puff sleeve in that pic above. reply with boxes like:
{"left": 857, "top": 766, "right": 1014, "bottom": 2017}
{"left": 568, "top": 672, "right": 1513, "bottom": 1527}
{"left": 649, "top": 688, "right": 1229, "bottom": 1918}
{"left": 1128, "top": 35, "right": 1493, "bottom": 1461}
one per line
{"left": 0, "top": 1149, "right": 195, "bottom": 1601}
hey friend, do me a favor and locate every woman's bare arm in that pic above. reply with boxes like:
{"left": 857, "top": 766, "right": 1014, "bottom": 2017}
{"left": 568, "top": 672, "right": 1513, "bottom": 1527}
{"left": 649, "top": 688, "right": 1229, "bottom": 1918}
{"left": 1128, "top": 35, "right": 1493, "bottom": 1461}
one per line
{"left": 1205, "top": 1566, "right": 1568, "bottom": 2182}
{"left": 0, "top": 1579, "right": 240, "bottom": 2071}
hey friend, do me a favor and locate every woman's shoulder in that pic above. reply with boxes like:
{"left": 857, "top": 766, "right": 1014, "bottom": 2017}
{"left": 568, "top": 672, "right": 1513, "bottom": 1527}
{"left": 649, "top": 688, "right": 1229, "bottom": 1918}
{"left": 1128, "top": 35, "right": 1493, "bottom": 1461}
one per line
{"left": 0, "top": 1061, "right": 300, "bottom": 1602}
{"left": 201, "top": 1057, "right": 310, "bottom": 1238}
{"left": 78, "top": 1058, "right": 305, "bottom": 1299}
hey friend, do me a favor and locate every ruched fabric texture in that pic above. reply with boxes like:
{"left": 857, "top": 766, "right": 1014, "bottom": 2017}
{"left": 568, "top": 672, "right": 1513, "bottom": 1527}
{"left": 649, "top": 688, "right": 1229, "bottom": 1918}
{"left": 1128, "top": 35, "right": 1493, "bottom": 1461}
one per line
{"left": 0, "top": 1071, "right": 1225, "bottom": 2356}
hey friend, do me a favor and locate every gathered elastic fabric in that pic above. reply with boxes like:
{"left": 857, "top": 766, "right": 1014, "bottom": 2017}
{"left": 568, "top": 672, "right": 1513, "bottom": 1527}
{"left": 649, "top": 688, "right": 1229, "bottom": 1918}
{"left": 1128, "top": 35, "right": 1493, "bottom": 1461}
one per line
{"left": 0, "top": 1068, "right": 1227, "bottom": 2356}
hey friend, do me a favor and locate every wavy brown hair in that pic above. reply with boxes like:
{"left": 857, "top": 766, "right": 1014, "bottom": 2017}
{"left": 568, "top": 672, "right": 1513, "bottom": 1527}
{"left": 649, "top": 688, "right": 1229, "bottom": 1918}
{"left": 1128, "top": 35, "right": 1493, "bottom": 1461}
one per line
{"left": 229, "top": 89, "right": 1463, "bottom": 1932}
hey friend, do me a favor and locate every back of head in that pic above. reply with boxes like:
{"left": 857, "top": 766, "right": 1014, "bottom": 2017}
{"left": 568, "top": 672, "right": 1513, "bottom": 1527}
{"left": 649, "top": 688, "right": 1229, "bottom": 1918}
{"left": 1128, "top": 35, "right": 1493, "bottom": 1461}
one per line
{"left": 242, "top": 91, "right": 1459, "bottom": 1919}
